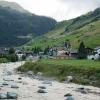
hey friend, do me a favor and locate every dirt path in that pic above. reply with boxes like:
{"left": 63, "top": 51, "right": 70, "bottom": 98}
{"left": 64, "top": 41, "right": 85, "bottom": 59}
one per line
{"left": 0, "top": 62, "right": 100, "bottom": 100}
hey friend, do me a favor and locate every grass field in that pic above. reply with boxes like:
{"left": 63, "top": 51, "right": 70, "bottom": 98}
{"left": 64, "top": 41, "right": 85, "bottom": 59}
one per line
{"left": 19, "top": 59, "right": 100, "bottom": 87}
{"left": 39, "top": 59, "right": 100, "bottom": 68}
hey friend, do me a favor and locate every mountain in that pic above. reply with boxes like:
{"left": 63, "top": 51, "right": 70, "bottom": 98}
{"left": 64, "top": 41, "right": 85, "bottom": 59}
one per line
{"left": 26, "top": 7, "right": 100, "bottom": 49}
{"left": 0, "top": 1, "right": 56, "bottom": 47}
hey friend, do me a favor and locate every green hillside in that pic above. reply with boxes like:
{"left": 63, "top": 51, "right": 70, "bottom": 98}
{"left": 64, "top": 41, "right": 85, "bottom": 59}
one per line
{"left": 0, "top": 1, "right": 56, "bottom": 47}
{"left": 26, "top": 8, "right": 100, "bottom": 49}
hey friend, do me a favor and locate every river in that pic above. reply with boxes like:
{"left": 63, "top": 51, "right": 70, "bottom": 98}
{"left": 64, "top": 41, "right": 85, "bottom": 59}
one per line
{"left": 0, "top": 62, "right": 100, "bottom": 100}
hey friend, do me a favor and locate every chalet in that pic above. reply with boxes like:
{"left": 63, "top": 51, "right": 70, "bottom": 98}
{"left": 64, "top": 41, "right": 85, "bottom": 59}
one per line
{"left": 0, "top": 47, "right": 9, "bottom": 55}
{"left": 49, "top": 46, "right": 78, "bottom": 59}
{"left": 69, "top": 48, "right": 78, "bottom": 59}
{"left": 15, "top": 50, "right": 25, "bottom": 60}
{"left": 87, "top": 46, "right": 100, "bottom": 60}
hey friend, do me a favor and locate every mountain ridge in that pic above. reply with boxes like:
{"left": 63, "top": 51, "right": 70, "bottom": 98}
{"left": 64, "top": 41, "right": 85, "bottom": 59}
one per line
{"left": 0, "top": 1, "right": 56, "bottom": 47}
{"left": 26, "top": 7, "right": 100, "bottom": 49}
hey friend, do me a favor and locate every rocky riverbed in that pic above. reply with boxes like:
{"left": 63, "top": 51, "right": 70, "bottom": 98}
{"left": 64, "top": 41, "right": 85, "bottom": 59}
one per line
{"left": 0, "top": 62, "right": 100, "bottom": 100}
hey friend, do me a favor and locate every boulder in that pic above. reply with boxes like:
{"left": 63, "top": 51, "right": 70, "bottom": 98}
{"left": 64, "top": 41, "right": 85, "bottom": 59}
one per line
{"left": 65, "top": 96, "right": 75, "bottom": 100}
{"left": 0, "top": 93, "right": 7, "bottom": 99}
{"left": 76, "top": 86, "right": 88, "bottom": 94}
{"left": 11, "top": 85, "right": 19, "bottom": 89}
{"left": 6, "top": 71, "right": 12, "bottom": 75}
{"left": 67, "top": 76, "right": 73, "bottom": 83}
{"left": 3, "top": 77, "right": 14, "bottom": 81}
{"left": 7, "top": 92, "right": 18, "bottom": 99}
{"left": 42, "top": 80, "right": 52, "bottom": 85}
{"left": 0, "top": 84, "right": 3, "bottom": 87}
{"left": 38, "top": 86, "right": 46, "bottom": 89}
{"left": 27, "top": 71, "right": 33, "bottom": 76}
{"left": 18, "top": 77, "right": 22, "bottom": 80}
{"left": 64, "top": 93, "right": 72, "bottom": 97}
{"left": 37, "top": 72, "right": 43, "bottom": 76}
{"left": 2, "top": 82, "right": 9, "bottom": 86}
{"left": 37, "top": 89, "right": 47, "bottom": 93}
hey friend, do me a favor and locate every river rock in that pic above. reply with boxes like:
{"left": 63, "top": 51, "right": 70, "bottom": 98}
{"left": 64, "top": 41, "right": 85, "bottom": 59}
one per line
{"left": 38, "top": 86, "right": 46, "bottom": 89}
{"left": 0, "top": 93, "right": 7, "bottom": 99}
{"left": 42, "top": 80, "right": 52, "bottom": 85}
{"left": 18, "top": 77, "right": 22, "bottom": 80}
{"left": 2, "top": 82, "right": 9, "bottom": 86}
{"left": 76, "top": 86, "right": 88, "bottom": 94}
{"left": 37, "top": 89, "right": 47, "bottom": 93}
{"left": 3, "top": 77, "right": 14, "bottom": 81}
{"left": 6, "top": 71, "right": 12, "bottom": 75}
{"left": 7, "top": 92, "right": 18, "bottom": 99}
{"left": 65, "top": 96, "right": 75, "bottom": 100}
{"left": 11, "top": 85, "right": 19, "bottom": 88}
{"left": 64, "top": 93, "right": 72, "bottom": 97}
{"left": 67, "top": 76, "right": 73, "bottom": 83}
{"left": 27, "top": 71, "right": 33, "bottom": 76}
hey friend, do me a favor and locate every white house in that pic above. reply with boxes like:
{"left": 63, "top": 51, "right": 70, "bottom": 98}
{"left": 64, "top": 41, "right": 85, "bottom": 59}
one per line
{"left": 87, "top": 46, "right": 100, "bottom": 60}
{"left": 15, "top": 50, "right": 25, "bottom": 60}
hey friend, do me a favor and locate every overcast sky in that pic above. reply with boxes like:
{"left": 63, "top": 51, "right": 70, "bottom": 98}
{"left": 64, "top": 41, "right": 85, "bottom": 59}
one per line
{"left": 3, "top": 0, "right": 100, "bottom": 21}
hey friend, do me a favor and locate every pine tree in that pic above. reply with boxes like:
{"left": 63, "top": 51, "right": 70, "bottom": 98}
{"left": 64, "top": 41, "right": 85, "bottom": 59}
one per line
{"left": 78, "top": 42, "right": 87, "bottom": 59}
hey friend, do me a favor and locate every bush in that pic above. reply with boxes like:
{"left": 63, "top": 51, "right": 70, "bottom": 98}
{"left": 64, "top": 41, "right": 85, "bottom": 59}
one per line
{"left": 9, "top": 54, "right": 18, "bottom": 62}
{"left": 0, "top": 58, "right": 9, "bottom": 63}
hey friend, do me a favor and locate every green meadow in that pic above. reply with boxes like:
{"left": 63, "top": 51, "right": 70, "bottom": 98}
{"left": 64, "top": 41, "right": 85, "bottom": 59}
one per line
{"left": 19, "top": 59, "right": 100, "bottom": 87}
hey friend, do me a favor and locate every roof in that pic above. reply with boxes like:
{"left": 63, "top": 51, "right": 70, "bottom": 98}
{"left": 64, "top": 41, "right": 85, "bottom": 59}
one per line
{"left": 69, "top": 48, "right": 78, "bottom": 53}
{"left": 94, "top": 46, "right": 100, "bottom": 50}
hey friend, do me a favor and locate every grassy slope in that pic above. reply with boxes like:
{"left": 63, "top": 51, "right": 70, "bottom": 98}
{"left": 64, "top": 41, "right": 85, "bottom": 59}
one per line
{"left": 26, "top": 20, "right": 100, "bottom": 49}
{"left": 39, "top": 59, "right": 100, "bottom": 68}
{"left": 25, "top": 8, "right": 100, "bottom": 49}
{"left": 19, "top": 59, "right": 100, "bottom": 86}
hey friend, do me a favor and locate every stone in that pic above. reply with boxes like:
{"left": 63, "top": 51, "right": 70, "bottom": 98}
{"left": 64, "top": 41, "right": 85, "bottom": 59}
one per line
{"left": 37, "top": 89, "right": 47, "bottom": 93}
{"left": 67, "top": 76, "right": 73, "bottom": 83}
{"left": 37, "top": 72, "right": 43, "bottom": 76}
{"left": 27, "top": 71, "right": 33, "bottom": 76}
{"left": 3, "top": 77, "right": 14, "bottom": 81}
{"left": 7, "top": 92, "right": 18, "bottom": 99}
{"left": 0, "top": 93, "right": 7, "bottom": 99}
{"left": 2, "top": 82, "right": 9, "bottom": 86}
{"left": 42, "top": 80, "right": 52, "bottom": 85}
{"left": 6, "top": 71, "right": 12, "bottom": 75}
{"left": 65, "top": 96, "right": 75, "bottom": 100}
{"left": 11, "top": 85, "right": 19, "bottom": 88}
{"left": 18, "top": 77, "right": 22, "bottom": 80}
{"left": 38, "top": 86, "right": 46, "bottom": 89}
{"left": 64, "top": 93, "right": 72, "bottom": 97}
{"left": 76, "top": 86, "right": 88, "bottom": 94}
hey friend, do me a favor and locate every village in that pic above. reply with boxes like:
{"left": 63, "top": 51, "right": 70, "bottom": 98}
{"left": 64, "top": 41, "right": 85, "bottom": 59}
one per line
{"left": 0, "top": 41, "right": 100, "bottom": 62}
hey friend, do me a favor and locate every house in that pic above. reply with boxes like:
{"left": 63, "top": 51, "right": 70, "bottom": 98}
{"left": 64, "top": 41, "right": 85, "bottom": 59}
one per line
{"left": 69, "top": 48, "right": 78, "bottom": 59}
{"left": 0, "top": 47, "right": 9, "bottom": 55}
{"left": 15, "top": 50, "right": 25, "bottom": 60}
{"left": 87, "top": 46, "right": 100, "bottom": 60}
{"left": 49, "top": 46, "right": 78, "bottom": 59}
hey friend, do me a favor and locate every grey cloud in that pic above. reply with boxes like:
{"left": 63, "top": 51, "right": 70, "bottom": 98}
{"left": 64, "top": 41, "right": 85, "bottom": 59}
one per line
{"left": 55, "top": 0, "right": 100, "bottom": 21}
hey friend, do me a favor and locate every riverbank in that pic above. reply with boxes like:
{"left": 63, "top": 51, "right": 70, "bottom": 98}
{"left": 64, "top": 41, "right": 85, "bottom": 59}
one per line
{"left": 0, "top": 61, "right": 100, "bottom": 100}
{"left": 19, "top": 59, "right": 100, "bottom": 87}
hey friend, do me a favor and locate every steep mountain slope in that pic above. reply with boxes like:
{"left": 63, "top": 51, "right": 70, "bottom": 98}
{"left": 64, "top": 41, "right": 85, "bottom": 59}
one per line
{"left": 26, "top": 7, "right": 100, "bottom": 49}
{"left": 0, "top": 1, "right": 56, "bottom": 47}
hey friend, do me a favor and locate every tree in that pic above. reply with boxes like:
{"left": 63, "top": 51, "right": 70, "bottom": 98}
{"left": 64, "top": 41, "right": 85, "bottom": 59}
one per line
{"left": 33, "top": 46, "right": 42, "bottom": 54}
{"left": 9, "top": 48, "right": 15, "bottom": 54}
{"left": 44, "top": 46, "right": 49, "bottom": 55}
{"left": 64, "top": 39, "right": 71, "bottom": 48}
{"left": 78, "top": 42, "right": 87, "bottom": 59}
{"left": 10, "top": 54, "right": 18, "bottom": 62}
